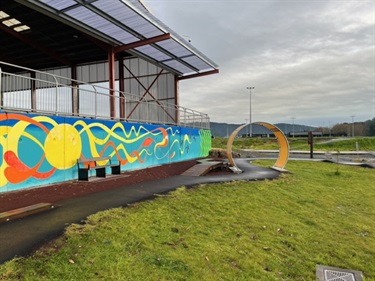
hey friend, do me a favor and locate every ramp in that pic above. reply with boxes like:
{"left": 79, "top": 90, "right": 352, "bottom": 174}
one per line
{"left": 181, "top": 160, "right": 226, "bottom": 176}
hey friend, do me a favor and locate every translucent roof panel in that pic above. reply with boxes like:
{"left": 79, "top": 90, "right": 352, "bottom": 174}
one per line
{"left": 182, "top": 56, "right": 214, "bottom": 72}
{"left": 25, "top": 0, "right": 219, "bottom": 76}
{"left": 156, "top": 39, "right": 192, "bottom": 58}
{"left": 39, "top": 0, "right": 76, "bottom": 11}
{"left": 65, "top": 6, "right": 139, "bottom": 44}
{"left": 162, "top": 60, "right": 196, "bottom": 76}
{"left": 93, "top": 0, "right": 163, "bottom": 39}
{"left": 134, "top": 45, "right": 171, "bottom": 61}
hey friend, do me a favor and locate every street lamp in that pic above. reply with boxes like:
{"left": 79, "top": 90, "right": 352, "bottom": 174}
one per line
{"left": 246, "top": 87, "right": 255, "bottom": 137}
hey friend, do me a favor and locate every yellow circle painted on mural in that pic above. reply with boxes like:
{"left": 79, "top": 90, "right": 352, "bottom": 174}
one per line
{"left": 44, "top": 124, "right": 82, "bottom": 169}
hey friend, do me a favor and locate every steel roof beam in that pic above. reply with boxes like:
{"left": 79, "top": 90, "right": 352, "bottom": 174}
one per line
{"left": 126, "top": 49, "right": 184, "bottom": 76}
{"left": 114, "top": 33, "right": 171, "bottom": 53}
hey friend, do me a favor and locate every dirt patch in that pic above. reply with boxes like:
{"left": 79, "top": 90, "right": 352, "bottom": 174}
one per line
{"left": 209, "top": 148, "right": 241, "bottom": 159}
{"left": 0, "top": 160, "right": 197, "bottom": 213}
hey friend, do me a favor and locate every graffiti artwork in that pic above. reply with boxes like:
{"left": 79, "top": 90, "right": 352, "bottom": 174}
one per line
{"left": 0, "top": 111, "right": 211, "bottom": 193}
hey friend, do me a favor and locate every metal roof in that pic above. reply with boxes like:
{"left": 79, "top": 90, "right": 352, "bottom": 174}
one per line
{"left": 17, "top": 0, "right": 218, "bottom": 77}
{"left": 0, "top": 1, "right": 107, "bottom": 70}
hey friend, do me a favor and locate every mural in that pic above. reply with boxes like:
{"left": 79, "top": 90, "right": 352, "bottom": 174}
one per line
{"left": 0, "top": 111, "right": 211, "bottom": 193}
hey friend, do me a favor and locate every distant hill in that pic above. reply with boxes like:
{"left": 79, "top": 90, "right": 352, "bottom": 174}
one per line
{"left": 210, "top": 122, "right": 315, "bottom": 137}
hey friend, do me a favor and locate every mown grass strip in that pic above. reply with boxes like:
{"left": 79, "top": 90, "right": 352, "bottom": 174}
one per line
{"left": 0, "top": 160, "right": 374, "bottom": 280}
{"left": 212, "top": 136, "right": 375, "bottom": 151}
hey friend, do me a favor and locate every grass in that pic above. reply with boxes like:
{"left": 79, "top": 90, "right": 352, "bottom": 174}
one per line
{"left": 313, "top": 137, "right": 375, "bottom": 151}
{"left": 212, "top": 137, "right": 281, "bottom": 150}
{"left": 1, "top": 160, "right": 374, "bottom": 280}
{"left": 212, "top": 136, "right": 375, "bottom": 151}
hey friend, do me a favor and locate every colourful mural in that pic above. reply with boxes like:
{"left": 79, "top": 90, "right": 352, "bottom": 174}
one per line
{"left": 0, "top": 111, "right": 211, "bottom": 193}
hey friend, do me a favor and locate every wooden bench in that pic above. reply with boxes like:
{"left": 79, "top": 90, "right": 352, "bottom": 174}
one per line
{"left": 77, "top": 156, "right": 121, "bottom": 181}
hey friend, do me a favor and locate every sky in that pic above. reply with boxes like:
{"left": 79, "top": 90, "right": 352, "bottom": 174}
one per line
{"left": 142, "top": 0, "right": 375, "bottom": 127}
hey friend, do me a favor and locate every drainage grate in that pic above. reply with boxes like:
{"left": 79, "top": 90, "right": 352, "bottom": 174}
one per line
{"left": 316, "top": 265, "right": 363, "bottom": 281}
{"left": 325, "top": 270, "right": 355, "bottom": 281}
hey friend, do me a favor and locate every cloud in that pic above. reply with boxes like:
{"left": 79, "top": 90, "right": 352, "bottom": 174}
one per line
{"left": 143, "top": 0, "right": 375, "bottom": 126}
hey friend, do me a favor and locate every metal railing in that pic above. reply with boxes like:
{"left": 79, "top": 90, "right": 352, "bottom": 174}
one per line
{"left": 0, "top": 61, "right": 210, "bottom": 129}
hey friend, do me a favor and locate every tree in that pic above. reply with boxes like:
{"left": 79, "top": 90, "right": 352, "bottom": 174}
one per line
{"left": 331, "top": 123, "right": 349, "bottom": 136}
{"left": 365, "top": 118, "right": 375, "bottom": 136}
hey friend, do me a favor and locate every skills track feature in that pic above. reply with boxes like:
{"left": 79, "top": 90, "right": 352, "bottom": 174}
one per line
{"left": 226, "top": 122, "right": 289, "bottom": 173}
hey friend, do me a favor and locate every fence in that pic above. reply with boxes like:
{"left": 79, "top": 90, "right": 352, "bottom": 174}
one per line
{"left": 0, "top": 61, "right": 210, "bottom": 129}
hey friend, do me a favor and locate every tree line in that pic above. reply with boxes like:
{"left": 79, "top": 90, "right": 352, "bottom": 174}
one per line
{"left": 314, "top": 118, "right": 375, "bottom": 137}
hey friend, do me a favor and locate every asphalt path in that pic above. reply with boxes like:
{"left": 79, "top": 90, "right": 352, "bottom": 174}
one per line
{"left": 0, "top": 159, "right": 280, "bottom": 264}
{"left": 239, "top": 149, "right": 375, "bottom": 168}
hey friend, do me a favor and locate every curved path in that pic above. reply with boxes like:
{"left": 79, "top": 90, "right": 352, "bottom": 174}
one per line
{"left": 0, "top": 159, "right": 279, "bottom": 264}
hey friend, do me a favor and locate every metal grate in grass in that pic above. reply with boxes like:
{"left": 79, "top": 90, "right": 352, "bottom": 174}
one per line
{"left": 316, "top": 265, "right": 363, "bottom": 281}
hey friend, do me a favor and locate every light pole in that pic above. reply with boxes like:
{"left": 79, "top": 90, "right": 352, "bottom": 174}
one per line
{"left": 246, "top": 87, "right": 254, "bottom": 137}
{"left": 291, "top": 117, "right": 295, "bottom": 138}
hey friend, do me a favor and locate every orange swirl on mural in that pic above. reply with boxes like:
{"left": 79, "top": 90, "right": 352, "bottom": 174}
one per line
{"left": 0, "top": 126, "right": 10, "bottom": 187}
{"left": 72, "top": 121, "right": 179, "bottom": 165}
{"left": 154, "top": 134, "right": 191, "bottom": 160}
{"left": 4, "top": 151, "right": 55, "bottom": 184}
{"left": 98, "top": 137, "right": 155, "bottom": 166}
{"left": 0, "top": 114, "right": 57, "bottom": 186}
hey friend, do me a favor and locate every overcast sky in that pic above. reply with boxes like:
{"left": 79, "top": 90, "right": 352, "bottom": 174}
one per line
{"left": 143, "top": 0, "right": 374, "bottom": 126}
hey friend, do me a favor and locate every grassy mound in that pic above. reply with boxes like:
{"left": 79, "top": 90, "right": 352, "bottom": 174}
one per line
{"left": 1, "top": 161, "right": 374, "bottom": 280}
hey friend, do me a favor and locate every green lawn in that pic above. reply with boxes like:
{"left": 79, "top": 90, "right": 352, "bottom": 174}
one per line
{"left": 1, "top": 160, "right": 374, "bottom": 280}
{"left": 290, "top": 137, "right": 375, "bottom": 151}
{"left": 212, "top": 136, "right": 375, "bottom": 151}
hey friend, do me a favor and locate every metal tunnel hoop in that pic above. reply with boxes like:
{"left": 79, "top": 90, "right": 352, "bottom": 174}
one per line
{"left": 226, "top": 122, "right": 289, "bottom": 173}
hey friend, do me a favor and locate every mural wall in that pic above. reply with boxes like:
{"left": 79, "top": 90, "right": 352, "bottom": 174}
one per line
{"left": 0, "top": 110, "right": 211, "bottom": 193}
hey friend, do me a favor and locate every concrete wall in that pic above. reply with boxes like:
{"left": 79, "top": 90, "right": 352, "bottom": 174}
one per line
{"left": 0, "top": 110, "right": 211, "bottom": 193}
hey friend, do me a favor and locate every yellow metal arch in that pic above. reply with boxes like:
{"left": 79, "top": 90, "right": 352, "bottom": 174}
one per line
{"left": 226, "top": 124, "right": 247, "bottom": 173}
{"left": 226, "top": 122, "right": 289, "bottom": 173}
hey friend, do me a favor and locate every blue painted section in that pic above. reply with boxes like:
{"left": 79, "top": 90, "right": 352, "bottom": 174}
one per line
{"left": 0, "top": 110, "right": 211, "bottom": 193}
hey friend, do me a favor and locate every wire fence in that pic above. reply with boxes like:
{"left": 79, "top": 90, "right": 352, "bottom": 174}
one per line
{"left": 0, "top": 61, "right": 210, "bottom": 129}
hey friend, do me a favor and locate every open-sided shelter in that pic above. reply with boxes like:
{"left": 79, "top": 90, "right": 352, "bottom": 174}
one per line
{"left": 0, "top": 0, "right": 219, "bottom": 192}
